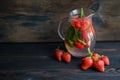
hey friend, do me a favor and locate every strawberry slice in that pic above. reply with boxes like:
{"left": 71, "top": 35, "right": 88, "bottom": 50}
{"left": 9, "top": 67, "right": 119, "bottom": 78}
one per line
{"left": 82, "top": 30, "right": 89, "bottom": 43}
{"left": 71, "top": 18, "right": 81, "bottom": 29}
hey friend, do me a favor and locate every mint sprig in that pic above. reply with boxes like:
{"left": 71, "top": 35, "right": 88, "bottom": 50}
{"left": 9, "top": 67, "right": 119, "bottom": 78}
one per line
{"left": 66, "top": 25, "right": 75, "bottom": 47}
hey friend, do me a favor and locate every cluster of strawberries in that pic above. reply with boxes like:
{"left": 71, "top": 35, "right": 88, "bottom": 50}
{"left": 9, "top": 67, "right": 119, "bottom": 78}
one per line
{"left": 81, "top": 53, "right": 110, "bottom": 72}
{"left": 71, "top": 16, "right": 92, "bottom": 31}
{"left": 55, "top": 8, "right": 110, "bottom": 72}
{"left": 55, "top": 49, "right": 71, "bottom": 63}
{"left": 55, "top": 49, "right": 110, "bottom": 72}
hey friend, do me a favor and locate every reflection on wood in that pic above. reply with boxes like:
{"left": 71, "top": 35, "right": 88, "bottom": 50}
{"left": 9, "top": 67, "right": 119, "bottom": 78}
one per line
{"left": 0, "top": 0, "right": 120, "bottom": 42}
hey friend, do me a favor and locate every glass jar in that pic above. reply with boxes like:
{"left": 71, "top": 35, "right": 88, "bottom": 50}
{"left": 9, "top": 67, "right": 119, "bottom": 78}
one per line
{"left": 58, "top": 9, "right": 96, "bottom": 57}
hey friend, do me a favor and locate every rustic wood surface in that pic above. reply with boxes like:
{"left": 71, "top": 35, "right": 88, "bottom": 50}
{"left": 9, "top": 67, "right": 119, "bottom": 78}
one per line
{"left": 0, "top": 0, "right": 120, "bottom": 42}
{"left": 0, "top": 42, "right": 120, "bottom": 80}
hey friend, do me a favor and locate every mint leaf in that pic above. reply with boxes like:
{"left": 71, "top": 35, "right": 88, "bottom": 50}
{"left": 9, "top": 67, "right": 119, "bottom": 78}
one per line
{"left": 67, "top": 40, "right": 74, "bottom": 47}
{"left": 65, "top": 25, "right": 75, "bottom": 47}
{"left": 66, "top": 25, "right": 83, "bottom": 47}
{"left": 72, "top": 27, "right": 79, "bottom": 41}
{"left": 66, "top": 25, "right": 74, "bottom": 41}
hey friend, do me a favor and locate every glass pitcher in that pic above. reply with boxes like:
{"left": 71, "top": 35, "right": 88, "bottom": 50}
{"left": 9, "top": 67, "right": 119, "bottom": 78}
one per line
{"left": 58, "top": 9, "right": 96, "bottom": 58}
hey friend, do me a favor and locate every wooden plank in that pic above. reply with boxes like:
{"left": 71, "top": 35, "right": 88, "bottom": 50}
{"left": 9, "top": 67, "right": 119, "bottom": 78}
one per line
{"left": 0, "top": 0, "right": 120, "bottom": 42}
{"left": 0, "top": 42, "right": 120, "bottom": 80}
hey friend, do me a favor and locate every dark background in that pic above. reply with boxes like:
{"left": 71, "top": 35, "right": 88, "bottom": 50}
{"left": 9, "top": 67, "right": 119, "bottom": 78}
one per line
{"left": 0, "top": 0, "right": 120, "bottom": 42}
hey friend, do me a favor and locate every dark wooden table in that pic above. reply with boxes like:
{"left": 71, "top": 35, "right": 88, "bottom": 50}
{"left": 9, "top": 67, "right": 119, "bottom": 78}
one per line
{"left": 0, "top": 42, "right": 120, "bottom": 80}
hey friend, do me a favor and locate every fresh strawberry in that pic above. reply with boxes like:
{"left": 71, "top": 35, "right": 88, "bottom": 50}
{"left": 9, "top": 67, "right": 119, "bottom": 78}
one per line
{"left": 81, "top": 57, "right": 93, "bottom": 70}
{"left": 55, "top": 49, "right": 63, "bottom": 62}
{"left": 101, "top": 55, "right": 110, "bottom": 66}
{"left": 62, "top": 52, "right": 71, "bottom": 63}
{"left": 93, "top": 59, "right": 105, "bottom": 72}
{"left": 92, "top": 53, "right": 100, "bottom": 61}
{"left": 74, "top": 41, "right": 84, "bottom": 50}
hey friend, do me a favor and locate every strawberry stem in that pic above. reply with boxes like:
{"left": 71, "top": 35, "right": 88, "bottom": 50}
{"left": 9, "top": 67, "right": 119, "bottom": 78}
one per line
{"left": 81, "top": 8, "right": 85, "bottom": 18}
{"left": 100, "top": 55, "right": 104, "bottom": 58}
{"left": 78, "top": 39, "right": 86, "bottom": 45}
{"left": 87, "top": 48, "right": 93, "bottom": 57}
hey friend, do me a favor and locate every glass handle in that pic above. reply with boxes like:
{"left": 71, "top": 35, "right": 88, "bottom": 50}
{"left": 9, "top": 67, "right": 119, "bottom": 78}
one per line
{"left": 58, "top": 18, "right": 68, "bottom": 40}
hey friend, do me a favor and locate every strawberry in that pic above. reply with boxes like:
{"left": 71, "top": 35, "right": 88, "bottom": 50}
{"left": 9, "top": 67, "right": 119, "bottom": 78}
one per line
{"left": 74, "top": 41, "right": 84, "bottom": 50}
{"left": 71, "top": 20, "right": 76, "bottom": 27}
{"left": 84, "top": 18, "right": 92, "bottom": 30}
{"left": 55, "top": 49, "right": 63, "bottom": 62}
{"left": 82, "top": 30, "right": 89, "bottom": 42}
{"left": 85, "top": 44, "right": 90, "bottom": 48}
{"left": 75, "top": 21, "right": 81, "bottom": 29}
{"left": 81, "top": 57, "right": 93, "bottom": 70}
{"left": 93, "top": 59, "right": 105, "bottom": 72}
{"left": 71, "top": 18, "right": 81, "bottom": 29}
{"left": 62, "top": 52, "right": 71, "bottom": 63}
{"left": 73, "top": 15, "right": 79, "bottom": 19}
{"left": 92, "top": 53, "right": 100, "bottom": 61}
{"left": 101, "top": 55, "right": 110, "bottom": 66}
